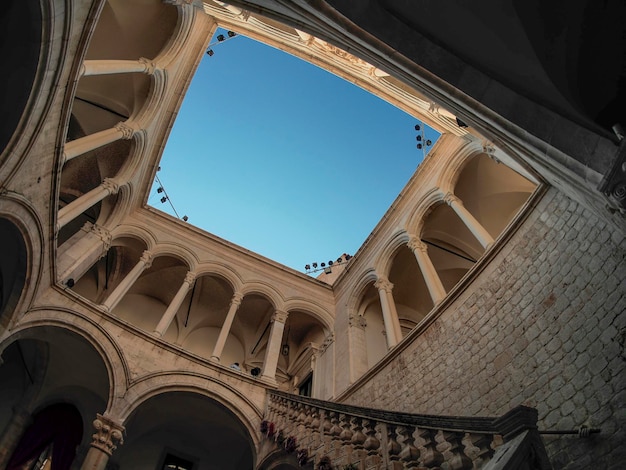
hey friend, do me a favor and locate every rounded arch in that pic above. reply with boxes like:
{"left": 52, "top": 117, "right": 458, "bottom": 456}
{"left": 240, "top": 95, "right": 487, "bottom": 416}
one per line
{"left": 373, "top": 230, "right": 411, "bottom": 278}
{"left": 240, "top": 281, "right": 285, "bottom": 311}
{"left": 149, "top": 242, "right": 198, "bottom": 271}
{"left": 195, "top": 261, "right": 244, "bottom": 293}
{"left": 3, "top": 312, "right": 130, "bottom": 411}
{"left": 405, "top": 188, "right": 444, "bottom": 236}
{"left": 110, "top": 224, "right": 157, "bottom": 250}
{"left": 436, "top": 140, "right": 483, "bottom": 193}
{"left": 346, "top": 268, "right": 379, "bottom": 318}
{"left": 0, "top": 198, "right": 44, "bottom": 330}
{"left": 283, "top": 298, "right": 333, "bottom": 332}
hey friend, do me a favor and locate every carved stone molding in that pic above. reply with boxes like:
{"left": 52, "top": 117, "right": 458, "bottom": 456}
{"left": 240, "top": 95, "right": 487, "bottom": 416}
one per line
{"left": 114, "top": 122, "right": 137, "bottom": 140}
{"left": 321, "top": 333, "right": 334, "bottom": 352}
{"left": 92, "top": 224, "right": 112, "bottom": 253}
{"left": 90, "top": 414, "right": 124, "bottom": 456}
{"left": 443, "top": 192, "right": 461, "bottom": 206}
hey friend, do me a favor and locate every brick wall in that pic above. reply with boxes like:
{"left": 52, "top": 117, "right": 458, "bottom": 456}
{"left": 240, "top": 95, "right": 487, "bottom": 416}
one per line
{"left": 343, "top": 187, "right": 625, "bottom": 468}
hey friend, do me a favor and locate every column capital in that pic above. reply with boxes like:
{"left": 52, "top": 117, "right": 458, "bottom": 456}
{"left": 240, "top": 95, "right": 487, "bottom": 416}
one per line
{"left": 91, "top": 414, "right": 125, "bottom": 456}
{"left": 102, "top": 178, "right": 121, "bottom": 195}
{"left": 321, "top": 333, "right": 335, "bottom": 352}
{"left": 140, "top": 250, "right": 154, "bottom": 269}
{"left": 183, "top": 271, "right": 196, "bottom": 285}
{"left": 374, "top": 277, "right": 393, "bottom": 293}
{"left": 138, "top": 57, "right": 158, "bottom": 75}
{"left": 407, "top": 235, "right": 428, "bottom": 253}
{"left": 92, "top": 224, "right": 112, "bottom": 253}
{"left": 230, "top": 292, "right": 244, "bottom": 308}
{"left": 114, "top": 122, "right": 138, "bottom": 140}
{"left": 443, "top": 192, "right": 461, "bottom": 206}
{"left": 272, "top": 310, "right": 289, "bottom": 324}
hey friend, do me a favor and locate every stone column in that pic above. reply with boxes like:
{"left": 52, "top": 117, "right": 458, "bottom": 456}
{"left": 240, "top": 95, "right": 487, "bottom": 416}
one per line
{"left": 348, "top": 311, "right": 368, "bottom": 382}
{"left": 374, "top": 278, "right": 402, "bottom": 348}
{"left": 80, "top": 414, "right": 124, "bottom": 470}
{"left": 261, "top": 310, "right": 288, "bottom": 382}
{"left": 63, "top": 122, "right": 138, "bottom": 163}
{"left": 0, "top": 406, "right": 31, "bottom": 468}
{"left": 102, "top": 250, "right": 153, "bottom": 312}
{"left": 57, "top": 179, "right": 120, "bottom": 230}
{"left": 58, "top": 224, "right": 112, "bottom": 285}
{"left": 153, "top": 271, "right": 196, "bottom": 337}
{"left": 407, "top": 236, "right": 446, "bottom": 304}
{"left": 210, "top": 292, "right": 244, "bottom": 362}
{"left": 443, "top": 193, "right": 494, "bottom": 249}
{"left": 80, "top": 58, "right": 159, "bottom": 77}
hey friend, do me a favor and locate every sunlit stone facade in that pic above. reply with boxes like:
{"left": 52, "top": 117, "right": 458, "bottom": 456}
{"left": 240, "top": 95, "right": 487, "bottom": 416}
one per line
{"left": 0, "top": 1, "right": 624, "bottom": 469}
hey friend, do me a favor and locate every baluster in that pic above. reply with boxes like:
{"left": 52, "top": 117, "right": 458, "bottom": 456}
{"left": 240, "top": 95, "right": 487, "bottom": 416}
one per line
{"left": 398, "top": 425, "right": 420, "bottom": 468}
{"left": 311, "top": 407, "right": 321, "bottom": 451}
{"left": 386, "top": 424, "right": 403, "bottom": 470}
{"left": 321, "top": 409, "right": 332, "bottom": 454}
{"left": 329, "top": 412, "right": 342, "bottom": 456}
{"left": 467, "top": 432, "right": 495, "bottom": 468}
{"left": 339, "top": 413, "right": 354, "bottom": 465}
{"left": 441, "top": 431, "right": 472, "bottom": 470}
{"left": 417, "top": 428, "right": 443, "bottom": 469}
{"left": 351, "top": 416, "right": 367, "bottom": 467}
{"left": 363, "top": 419, "right": 382, "bottom": 469}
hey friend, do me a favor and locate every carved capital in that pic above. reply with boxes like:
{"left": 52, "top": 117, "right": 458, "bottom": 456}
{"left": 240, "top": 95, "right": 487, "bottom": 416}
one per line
{"left": 230, "top": 292, "right": 244, "bottom": 308}
{"left": 183, "top": 271, "right": 196, "bottom": 285}
{"left": 138, "top": 57, "right": 158, "bottom": 75}
{"left": 91, "top": 414, "right": 124, "bottom": 456}
{"left": 140, "top": 250, "right": 153, "bottom": 269}
{"left": 321, "top": 333, "right": 334, "bottom": 352}
{"left": 443, "top": 192, "right": 460, "bottom": 206}
{"left": 349, "top": 313, "right": 367, "bottom": 329}
{"left": 102, "top": 178, "right": 120, "bottom": 194}
{"left": 92, "top": 224, "right": 112, "bottom": 254}
{"left": 482, "top": 141, "right": 496, "bottom": 155}
{"left": 407, "top": 236, "right": 427, "bottom": 253}
{"left": 272, "top": 310, "right": 288, "bottom": 324}
{"left": 114, "top": 122, "right": 137, "bottom": 140}
{"left": 374, "top": 277, "right": 393, "bottom": 293}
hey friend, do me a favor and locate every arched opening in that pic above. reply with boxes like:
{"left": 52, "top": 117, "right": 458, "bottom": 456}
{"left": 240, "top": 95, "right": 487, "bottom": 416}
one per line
{"left": 358, "top": 283, "right": 387, "bottom": 369}
{"left": 0, "top": 327, "right": 111, "bottom": 469}
{"left": 420, "top": 203, "right": 481, "bottom": 291}
{"left": 114, "top": 392, "right": 255, "bottom": 469}
{"left": 231, "top": 294, "right": 276, "bottom": 374}
{"left": 387, "top": 245, "right": 433, "bottom": 336}
{"left": 0, "top": 0, "right": 41, "bottom": 154}
{"left": 6, "top": 403, "right": 83, "bottom": 470}
{"left": 453, "top": 153, "right": 536, "bottom": 238}
{"left": 0, "top": 218, "right": 28, "bottom": 329}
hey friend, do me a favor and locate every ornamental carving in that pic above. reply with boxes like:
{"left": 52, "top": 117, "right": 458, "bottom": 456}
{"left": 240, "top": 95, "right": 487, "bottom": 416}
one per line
{"left": 230, "top": 292, "right": 244, "bottom": 308}
{"left": 407, "top": 236, "right": 427, "bottom": 253}
{"left": 102, "top": 178, "right": 120, "bottom": 194}
{"left": 92, "top": 224, "right": 112, "bottom": 254}
{"left": 183, "top": 271, "right": 196, "bottom": 285}
{"left": 272, "top": 310, "right": 289, "bottom": 324}
{"left": 443, "top": 192, "right": 460, "bottom": 206}
{"left": 138, "top": 57, "right": 158, "bottom": 75}
{"left": 374, "top": 278, "right": 393, "bottom": 293}
{"left": 114, "top": 122, "right": 137, "bottom": 140}
{"left": 140, "top": 250, "right": 154, "bottom": 269}
{"left": 349, "top": 313, "right": 367, "bottom": 329}
{"left": 317, "top": 40, "right": 368, "bottom": 67}
{"left": 321, "top": 333, "right": 334, "bottom": 352}
{"left": 91, "top": 414, "right": 124, "bottom": 456}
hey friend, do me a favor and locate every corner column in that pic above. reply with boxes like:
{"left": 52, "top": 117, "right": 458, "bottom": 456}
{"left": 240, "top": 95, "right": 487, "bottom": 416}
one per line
{"left": 261, "top": 310, "right": 288, "bottom": 382}
{"left": 57, "top": 179, "right": 121, "bottom": 230}
{"left": 80, "top": 414, "right": 124, "bottom": 470}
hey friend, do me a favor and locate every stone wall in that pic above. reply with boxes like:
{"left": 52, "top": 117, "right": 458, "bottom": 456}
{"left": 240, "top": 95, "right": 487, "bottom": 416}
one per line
{"left": 341, "top": 187, "right": 625, "bottom": 469}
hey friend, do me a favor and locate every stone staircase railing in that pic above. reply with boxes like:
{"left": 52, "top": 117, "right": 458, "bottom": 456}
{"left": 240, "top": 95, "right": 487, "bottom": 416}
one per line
{"left": 260, "top": 390, "right": 552, "bottom": 469}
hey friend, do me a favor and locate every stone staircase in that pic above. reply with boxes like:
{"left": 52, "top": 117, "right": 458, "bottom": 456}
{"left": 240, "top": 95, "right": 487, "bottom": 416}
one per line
{"left": 257, "top": 391, "right": 552, "bottom": 469}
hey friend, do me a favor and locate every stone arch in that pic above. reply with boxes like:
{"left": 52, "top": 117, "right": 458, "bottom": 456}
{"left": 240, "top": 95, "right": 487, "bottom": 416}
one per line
{"left": 195, "top": 261, "right": 244, "bottom": 293}
{"left": 150, "top": 242, "right": 198, "bottom": 272}
{"left": 436, "top": 139, "right": 483, "bottom": 194}
{"left": 282, "top": 298, "right": 333, "bottom": 333}
{"left": 405, "top": 188, "right": 443, "bottom": 236}
{"left": 0, "top": 199, "right": 44, "bottom": 330}
{"left": 240, "top": 281, "right": 285, "bottom": 311}
{"left": 347, "top": 269, "right": 379, "bottom": 317}
{"left": 110, "top": 224, "right": 157, "bottom": 251}
{"left": 373, "top": 230, "right": 411, "bottom": 278}
{"left": 3, "top": 311, "right": 130, "bottom": 411}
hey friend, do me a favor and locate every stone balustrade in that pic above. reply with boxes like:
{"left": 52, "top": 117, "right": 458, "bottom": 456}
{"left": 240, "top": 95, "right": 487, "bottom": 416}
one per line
{"left": 263, "top": 391, "right": 552, "bottom": 469}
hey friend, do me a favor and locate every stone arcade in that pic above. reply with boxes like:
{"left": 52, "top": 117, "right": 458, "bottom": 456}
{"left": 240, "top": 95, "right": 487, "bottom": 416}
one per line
{"left": 0, "top": 1, "right": 624, "bottom": 469}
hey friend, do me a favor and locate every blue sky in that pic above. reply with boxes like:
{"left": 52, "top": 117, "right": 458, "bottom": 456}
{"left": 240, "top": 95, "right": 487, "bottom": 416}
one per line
{"left": 149, "top": 30, "right": 439, "bottom": 273}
